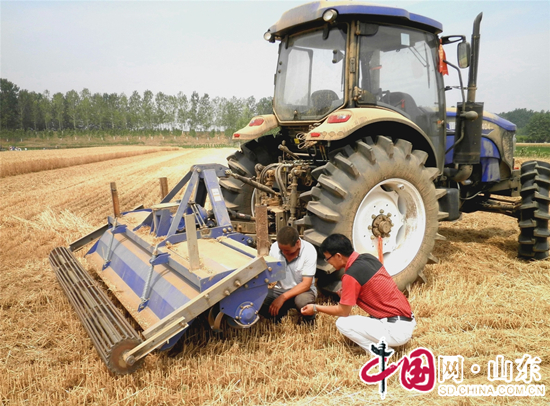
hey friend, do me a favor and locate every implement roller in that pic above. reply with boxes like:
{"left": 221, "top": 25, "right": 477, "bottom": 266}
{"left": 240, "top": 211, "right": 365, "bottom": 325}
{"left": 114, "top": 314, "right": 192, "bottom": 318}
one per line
{"left": 49, "top": 247, "right": 143, "bottom": 374}
{"left": 49, "top": 164, "right": 284, "bottom": 374}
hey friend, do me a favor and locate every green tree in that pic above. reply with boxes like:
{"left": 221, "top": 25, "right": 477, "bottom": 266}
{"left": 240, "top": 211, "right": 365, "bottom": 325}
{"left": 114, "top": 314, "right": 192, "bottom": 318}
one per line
{"left": 154, "top": 92, "right": 169, "bottom": 129}
{"left": 525, "top": 111, "right": 550, "bottom": 142}
{"left": 233, "top": 96, "right": 258, "bottom": 130}
{"left": 129, "top": 91, "right": 142, "bottom": 130}
{"left": 119, "top": 93, "right": 129, "bottom": 130}
{"left": 17, "top": 89, "right": 33, "bottom": 130}
{"left": 0, "top": 80, "right": 278, "bottom": 136}
{"left": 66, "top": 90, "right": 80, "bottom": 129}
{"left": 197, "top": 93, "right": 212, "bottom": 131}
{"left": 52, "top": 92, "right": 65, "bottom": 131}
{"left": 91, "top": 93, "right": 106, "bottom": 130}
{"left": 166, "top": 95, "right": 178, "bottom": 131}
{"left": 79, "top": 89, "right": 92, "bottom": 130}
{"left": 187, "top": 91, "right": 200, "bottom": 133}
{"left": 105, "top": 93, "right": 121, "bottom": 129}
{"left": 499, "top": 108, "right": 535, "bottom": 129}
{"left": 175, "top": 92, "right": 188, "bottom": 133}
{"left": 211, "top": 96, "right": 223, "bottom": 130}
{"left": 0, "top": 78, "right": 19, "bottom": 130}
{"left": 244, "top": 96, "right": 256, "bottom": 117}
{"left": 256, "top": 96, "right": 273, "bottom": 115}
{"left": 236, "top": 106, "right": 254, "bottom": 130}
{"left": 142, "top": 90, "right": 154, "bottom": 130}
{"left": 30, "top": 92, "right": 43, "bottom": 130}
{"left": 221, "top": 96, "right": 243, "bottom": 136}
{"left": 40, "top": 90, "right": 53, "bottom": 130}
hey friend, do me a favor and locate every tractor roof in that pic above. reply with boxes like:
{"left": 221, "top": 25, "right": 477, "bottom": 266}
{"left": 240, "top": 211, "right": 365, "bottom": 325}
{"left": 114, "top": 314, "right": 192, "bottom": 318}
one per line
{"left": 267, "top": 1, "right": 443, "bottom": 37}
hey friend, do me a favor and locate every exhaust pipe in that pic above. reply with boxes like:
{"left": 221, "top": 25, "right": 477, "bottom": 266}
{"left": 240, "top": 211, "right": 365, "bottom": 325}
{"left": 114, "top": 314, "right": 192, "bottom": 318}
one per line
{"left": 467, "top": 13, "right": 483, "bottom": 103}
{"left": 453, "top": 13, "right": 484, "bottom": 165}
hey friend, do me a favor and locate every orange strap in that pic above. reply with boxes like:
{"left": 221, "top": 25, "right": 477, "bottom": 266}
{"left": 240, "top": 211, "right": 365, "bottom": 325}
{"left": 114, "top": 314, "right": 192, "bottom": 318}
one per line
{"left": 377, "top": 236, "right": 384, "bottom": 264}
{"left": 438, "top": 42, "right": 449, "bottom": 75}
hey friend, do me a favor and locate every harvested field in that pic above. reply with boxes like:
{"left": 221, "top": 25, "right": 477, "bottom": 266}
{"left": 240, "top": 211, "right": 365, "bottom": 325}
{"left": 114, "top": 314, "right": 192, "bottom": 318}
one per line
{"left": 0, "top": 146, "right": 179, "bottom": 178}
{"left": 1, "top": 148, "right": 549, "bottom": 405}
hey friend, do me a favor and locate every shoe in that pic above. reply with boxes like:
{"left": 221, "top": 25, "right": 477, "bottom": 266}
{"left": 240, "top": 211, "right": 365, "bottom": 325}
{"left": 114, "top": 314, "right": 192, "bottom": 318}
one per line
{"left": 299, "top": 315, "right": 316, "bottom": 326}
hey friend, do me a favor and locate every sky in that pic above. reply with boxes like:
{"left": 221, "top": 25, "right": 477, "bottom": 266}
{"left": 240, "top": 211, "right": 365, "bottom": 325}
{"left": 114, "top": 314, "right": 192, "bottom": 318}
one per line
{"left": 1, "top": 0, "right": 549, "bottom": 114}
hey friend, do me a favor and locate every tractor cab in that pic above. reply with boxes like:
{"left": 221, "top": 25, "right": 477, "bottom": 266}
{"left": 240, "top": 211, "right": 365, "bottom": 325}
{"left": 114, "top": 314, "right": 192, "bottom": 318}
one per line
{"left": 266, "top": 1, "right": 447, "bottom": 157}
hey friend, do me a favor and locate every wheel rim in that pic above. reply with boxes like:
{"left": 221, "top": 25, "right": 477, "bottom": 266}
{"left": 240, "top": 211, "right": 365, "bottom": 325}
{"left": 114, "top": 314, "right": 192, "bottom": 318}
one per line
{"left": 352, "top": 178, "right": 426, "bottom": 276}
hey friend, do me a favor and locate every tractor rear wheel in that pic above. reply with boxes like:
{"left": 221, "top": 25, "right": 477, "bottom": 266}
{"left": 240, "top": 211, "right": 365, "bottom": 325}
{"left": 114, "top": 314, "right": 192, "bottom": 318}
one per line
{"left": 220, "top": 136, "right": 282, "bottom": 215}
{"left": 518, "top": 160, "right": 550, "bottom": 260}
{"left": 302, "top": 136, "right": 441, "bottom": 292}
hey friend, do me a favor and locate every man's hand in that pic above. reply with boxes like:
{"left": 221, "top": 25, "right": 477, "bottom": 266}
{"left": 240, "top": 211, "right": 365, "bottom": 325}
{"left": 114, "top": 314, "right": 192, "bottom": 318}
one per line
{"left": 301, "top": 304, "right": 315, "bottom": 316}
{"left": 269, "top": 295, "right": 286, "bottom": 316}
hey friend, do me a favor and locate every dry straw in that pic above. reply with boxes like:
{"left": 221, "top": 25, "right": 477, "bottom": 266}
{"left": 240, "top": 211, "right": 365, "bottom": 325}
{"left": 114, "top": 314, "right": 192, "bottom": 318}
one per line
{"left": 1, "top": 148, "right": 548, "bottom": 405}
{"left": 0, "top": 146, "right": 179, "bottom": 178}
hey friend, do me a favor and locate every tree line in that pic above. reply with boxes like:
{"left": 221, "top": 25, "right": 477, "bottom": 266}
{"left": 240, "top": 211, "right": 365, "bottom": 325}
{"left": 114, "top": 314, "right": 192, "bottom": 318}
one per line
{"left": 0, "top": 78, "right": 273, "bottom": 137}
{"left": 2, "top": 78, "right": 548, "bottom": 141}
{"left": 498, "top": 108, "right": 550, "bottom": 143}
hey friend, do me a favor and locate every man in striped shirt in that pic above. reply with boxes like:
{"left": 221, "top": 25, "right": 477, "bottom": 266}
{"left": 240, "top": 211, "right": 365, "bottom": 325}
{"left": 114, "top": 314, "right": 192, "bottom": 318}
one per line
{"left": 301, "top": 234, "right": 416, "bottom": 351}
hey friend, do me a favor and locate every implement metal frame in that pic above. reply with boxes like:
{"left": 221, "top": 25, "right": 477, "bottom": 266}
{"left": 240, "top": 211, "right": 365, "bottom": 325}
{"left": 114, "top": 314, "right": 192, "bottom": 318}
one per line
{"left": 51, "top": 164, "right": 284, "bottom": 374}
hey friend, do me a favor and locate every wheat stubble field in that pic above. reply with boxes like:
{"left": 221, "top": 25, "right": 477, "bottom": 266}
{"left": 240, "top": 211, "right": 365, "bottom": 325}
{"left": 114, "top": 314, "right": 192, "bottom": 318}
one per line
{"left": 1, "top": 147, "right": 549, "bottom": 405}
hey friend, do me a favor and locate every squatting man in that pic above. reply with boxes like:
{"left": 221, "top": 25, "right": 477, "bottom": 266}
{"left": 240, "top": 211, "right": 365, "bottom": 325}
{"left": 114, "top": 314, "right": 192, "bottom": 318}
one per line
{"left": 260, "top": 226, "right": 317, "bottom": 324}
{"left": 301, "top": 234, "right": 416, "bottom": 350}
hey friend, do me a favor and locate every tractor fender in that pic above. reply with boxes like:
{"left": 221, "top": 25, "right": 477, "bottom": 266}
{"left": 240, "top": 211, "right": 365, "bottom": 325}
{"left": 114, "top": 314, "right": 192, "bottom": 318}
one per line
{"left": 233, "top": 114, "right": 279, "bottom": 141}
{"left": 307, "top": 108, "right": 440, "bottom": 169}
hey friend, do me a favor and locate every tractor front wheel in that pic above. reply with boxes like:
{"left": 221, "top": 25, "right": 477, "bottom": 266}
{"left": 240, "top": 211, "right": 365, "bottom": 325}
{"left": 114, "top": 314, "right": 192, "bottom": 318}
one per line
{"left": 518, "top": 160, "right": 550, "bottom": 259}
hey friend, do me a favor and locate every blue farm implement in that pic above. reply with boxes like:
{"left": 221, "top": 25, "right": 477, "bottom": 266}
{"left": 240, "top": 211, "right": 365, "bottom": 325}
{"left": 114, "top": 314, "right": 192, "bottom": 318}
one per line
{"left": 49, "top": 164, "right": 284, "bottom": 374}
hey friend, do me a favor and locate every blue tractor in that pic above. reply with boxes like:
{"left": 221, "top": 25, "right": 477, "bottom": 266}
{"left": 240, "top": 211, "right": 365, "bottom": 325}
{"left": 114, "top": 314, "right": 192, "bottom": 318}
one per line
{"left": 221, "top": 1, "right": 549, "bottom": 292}
{"left": 50, "top": 1, "right": 549, "bottom": 375}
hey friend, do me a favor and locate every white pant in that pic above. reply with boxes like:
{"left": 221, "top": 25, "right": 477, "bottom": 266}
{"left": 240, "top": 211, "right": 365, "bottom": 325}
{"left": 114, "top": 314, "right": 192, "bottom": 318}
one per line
{"left": 336, "top": 315, "right": 416, "bottom": 351}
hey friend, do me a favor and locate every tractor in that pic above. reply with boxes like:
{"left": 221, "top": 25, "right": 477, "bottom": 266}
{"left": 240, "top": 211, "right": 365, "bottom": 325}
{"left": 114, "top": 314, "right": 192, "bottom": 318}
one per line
{"left": 49, "top": 1, "right": 549, "bottom": 374}
{"left": 220, "top": 1, "right": 549, "bottom": 293}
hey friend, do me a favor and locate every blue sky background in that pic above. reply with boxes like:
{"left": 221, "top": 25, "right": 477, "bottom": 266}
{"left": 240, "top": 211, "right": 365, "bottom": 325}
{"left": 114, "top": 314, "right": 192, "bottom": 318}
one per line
{"left": 1, "top": 0, "right": 549, "bottom": 114}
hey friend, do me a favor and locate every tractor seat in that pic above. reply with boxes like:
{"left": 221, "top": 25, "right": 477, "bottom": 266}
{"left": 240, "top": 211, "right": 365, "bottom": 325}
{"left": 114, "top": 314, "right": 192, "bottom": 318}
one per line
{"left": 384, "top": 91, "right": 423, "bottom": 122}
{"left": 311, "top": 89, "right": 340, "bottom": 115}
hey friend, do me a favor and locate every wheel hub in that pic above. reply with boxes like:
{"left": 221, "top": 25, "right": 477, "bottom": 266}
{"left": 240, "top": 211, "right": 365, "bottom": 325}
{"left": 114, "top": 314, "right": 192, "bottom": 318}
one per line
{"left": 371, "top": 212, "right": 393, "bottom": 238}
{"left": 353, "top": 178, "right": 426, "bottom": 276}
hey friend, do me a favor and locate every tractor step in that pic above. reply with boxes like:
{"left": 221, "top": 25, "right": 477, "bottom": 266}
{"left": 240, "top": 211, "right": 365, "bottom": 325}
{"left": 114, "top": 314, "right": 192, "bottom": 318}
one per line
{"left": 49, "top": 247, "right": 143, "bottom": 374}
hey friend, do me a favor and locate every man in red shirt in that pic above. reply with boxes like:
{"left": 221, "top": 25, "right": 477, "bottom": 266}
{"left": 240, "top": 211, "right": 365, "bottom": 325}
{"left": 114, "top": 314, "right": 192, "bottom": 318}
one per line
{"left": 301, "top": 234, "right": 416, "bottom": 351}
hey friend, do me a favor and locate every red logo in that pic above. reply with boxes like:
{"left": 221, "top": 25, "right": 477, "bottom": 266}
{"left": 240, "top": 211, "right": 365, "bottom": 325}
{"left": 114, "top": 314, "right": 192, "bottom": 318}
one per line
{"left": 360, "top": 340, "right": 436, "bottom": 398}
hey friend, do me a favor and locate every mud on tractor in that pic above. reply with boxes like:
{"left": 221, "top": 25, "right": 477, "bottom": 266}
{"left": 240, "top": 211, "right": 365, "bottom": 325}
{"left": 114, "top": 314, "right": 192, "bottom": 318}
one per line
{"left": 49, "top": 1, "right": 549, "bottom": 374}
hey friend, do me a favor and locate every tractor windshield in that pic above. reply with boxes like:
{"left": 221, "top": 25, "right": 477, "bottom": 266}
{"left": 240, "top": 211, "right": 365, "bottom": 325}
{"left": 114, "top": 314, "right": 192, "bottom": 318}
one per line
{"left": 357, "top": 24, "right": 444, "bottom": 139}
{"left": 274, "top": 25, "right": 347, "bottom": 121}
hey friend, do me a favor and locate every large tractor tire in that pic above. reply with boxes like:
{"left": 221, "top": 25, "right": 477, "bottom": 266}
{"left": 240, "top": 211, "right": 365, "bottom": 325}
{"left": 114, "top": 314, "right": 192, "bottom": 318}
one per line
{"left": 302, "top": 136, "right": 441, "bottom": 292}
{"left": 220, "top": 136, "right": 282, "bottom": 215}
{"left": 518, "top": 160, "right": 550, "bottom": 260}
